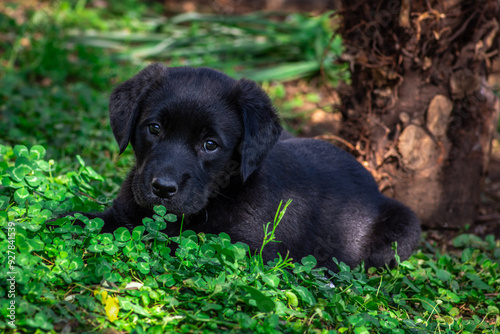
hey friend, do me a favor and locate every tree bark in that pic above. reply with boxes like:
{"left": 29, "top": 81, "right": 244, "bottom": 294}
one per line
{"left": 337, "top": 0, "right": 499, "bottom": 228}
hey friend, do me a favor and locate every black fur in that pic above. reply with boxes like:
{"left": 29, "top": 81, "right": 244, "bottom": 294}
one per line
{"left": 84, "top": 64, "right": 421, "bottom": 270}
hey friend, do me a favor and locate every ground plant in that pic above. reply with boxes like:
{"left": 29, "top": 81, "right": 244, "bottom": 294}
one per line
{"left": 0, "top": 1, "right": 499, "bottom": 333}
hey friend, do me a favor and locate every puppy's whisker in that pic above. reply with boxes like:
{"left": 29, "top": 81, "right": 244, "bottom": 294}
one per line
{"left": 211, "top": 190, "right": 235, "bottom": 201}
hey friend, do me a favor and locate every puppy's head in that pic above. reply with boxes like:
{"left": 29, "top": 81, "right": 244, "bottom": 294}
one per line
{"left": 109, "top": 63, "right": 281, "bottom": 214}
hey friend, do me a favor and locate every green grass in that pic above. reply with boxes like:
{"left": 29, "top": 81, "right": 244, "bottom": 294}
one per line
{"left": 0, "top": 1, "right": 499, "bottom": 333}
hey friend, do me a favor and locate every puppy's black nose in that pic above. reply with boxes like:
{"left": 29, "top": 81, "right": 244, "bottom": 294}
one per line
{"left": 151, "top": 177, "right": 178, "bottom": 199}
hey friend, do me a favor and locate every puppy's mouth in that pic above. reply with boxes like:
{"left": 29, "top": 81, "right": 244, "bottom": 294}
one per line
{"left": 131, "top": 175, "right": 209, "bottom": 215}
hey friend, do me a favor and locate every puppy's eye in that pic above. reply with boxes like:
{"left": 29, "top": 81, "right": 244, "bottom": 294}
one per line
{"left": 204, "top": 140, "right": 219, "bottom": 152}
{"left": 148, "top": 124, "right": 161, "bottom": 136}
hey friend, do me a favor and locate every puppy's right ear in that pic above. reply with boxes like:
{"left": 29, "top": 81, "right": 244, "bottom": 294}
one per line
{"left": 109, "top": 63, "right": 166, "bottom": 154}
{"left": 235, "top": 79, "right": 282, "bottom": 181}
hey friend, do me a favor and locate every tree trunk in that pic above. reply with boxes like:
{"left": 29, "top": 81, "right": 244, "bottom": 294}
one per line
{"left": 337, "top": 0, "right": 499, "bottom": 228}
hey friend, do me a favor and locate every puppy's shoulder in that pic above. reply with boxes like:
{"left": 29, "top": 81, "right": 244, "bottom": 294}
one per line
{"left": 268, "top": 137, "right": 379, "bottom": 189}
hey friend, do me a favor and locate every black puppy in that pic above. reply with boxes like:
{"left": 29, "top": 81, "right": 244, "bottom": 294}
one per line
{"left": 85, "top": 63, "right": 420, "bottom": 270}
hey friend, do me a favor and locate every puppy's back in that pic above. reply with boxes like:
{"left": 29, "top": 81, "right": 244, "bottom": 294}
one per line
{"left": 256, "top": 137, "right": 420, "bottom": 269}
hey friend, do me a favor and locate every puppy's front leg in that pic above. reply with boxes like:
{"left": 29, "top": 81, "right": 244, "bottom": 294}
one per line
{"left": 51, "top": 206, "right": 134, "bottom": 234}
{"left": 53, "top": 173, "right": 147, "bottom": 233}
{"left": 88, "top": 173, "right": 151, "bottom": 232}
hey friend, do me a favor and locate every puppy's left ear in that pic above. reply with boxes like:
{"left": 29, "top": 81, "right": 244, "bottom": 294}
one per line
{"left": 235, "top": 79, "right": 282, "bottom": 181}
{"left": 109, "top": 63, "right": 166, "bottom": 154}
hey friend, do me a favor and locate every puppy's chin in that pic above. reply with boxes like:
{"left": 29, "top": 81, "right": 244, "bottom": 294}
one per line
{"left": 157, "top": 197, "right": 207, "bottom": 216}
{"left": 136, "top": 193, "right": 208, "bottom": 215}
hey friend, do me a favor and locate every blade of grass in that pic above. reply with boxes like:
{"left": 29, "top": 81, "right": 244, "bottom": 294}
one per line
{"left": 236, "top": 61, "right": 320, "bottom": 82}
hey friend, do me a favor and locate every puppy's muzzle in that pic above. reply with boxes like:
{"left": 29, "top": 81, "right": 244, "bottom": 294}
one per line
{"left": 151, "top": 177, "right": 178, "bottom": 199}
